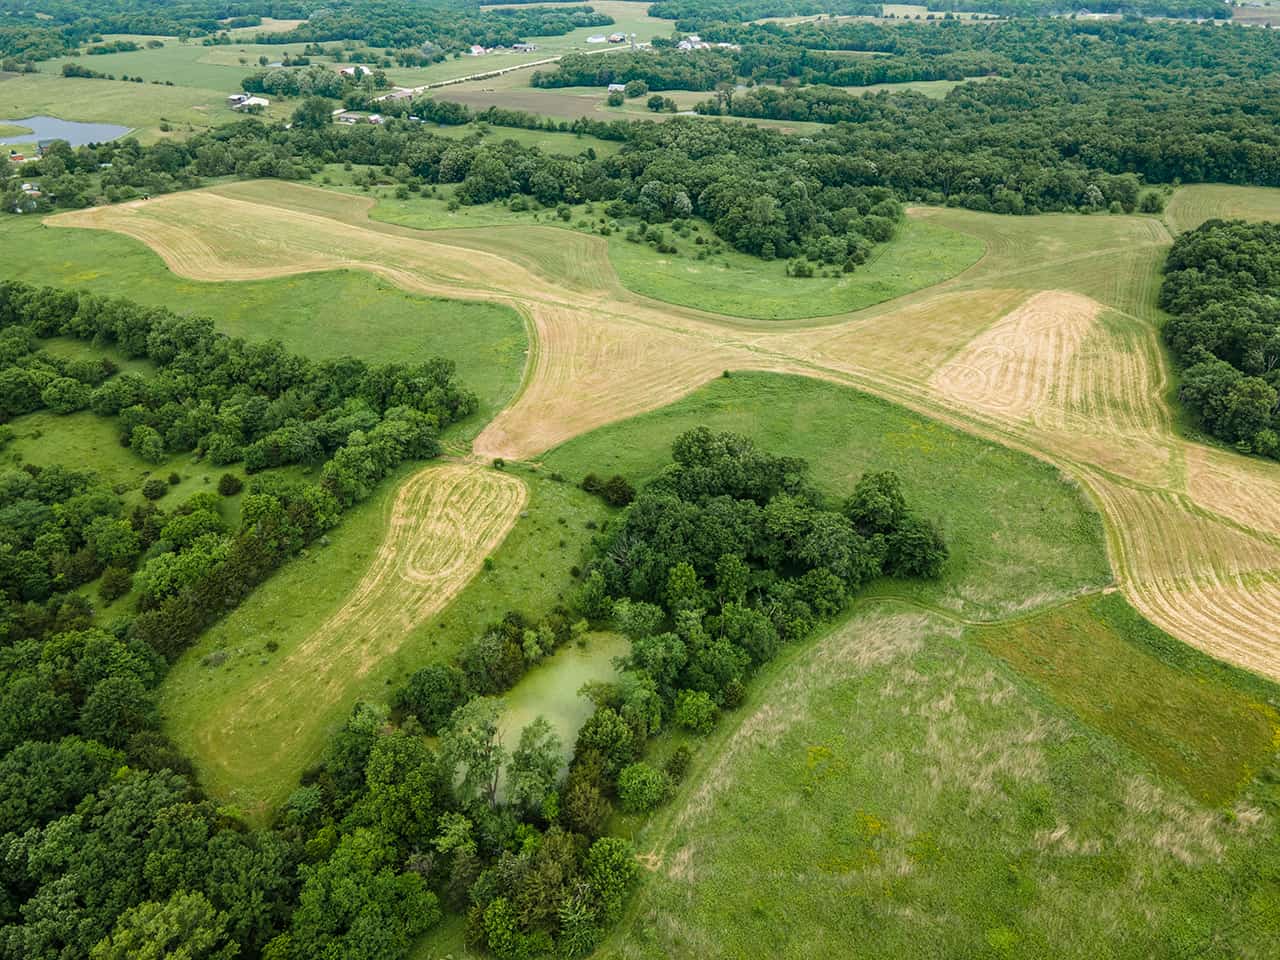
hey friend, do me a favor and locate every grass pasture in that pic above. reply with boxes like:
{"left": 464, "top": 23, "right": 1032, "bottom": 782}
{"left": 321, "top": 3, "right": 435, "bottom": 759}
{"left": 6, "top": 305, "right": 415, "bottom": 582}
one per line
{"left": 609, "top": 600, "right": 1280, "bottom": 960}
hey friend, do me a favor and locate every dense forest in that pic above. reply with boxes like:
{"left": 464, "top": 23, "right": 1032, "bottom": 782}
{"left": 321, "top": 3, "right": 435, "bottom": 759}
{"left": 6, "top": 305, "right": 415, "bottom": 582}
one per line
{"left": 1160, "top": 221, "right": 1280, "bottom": 459}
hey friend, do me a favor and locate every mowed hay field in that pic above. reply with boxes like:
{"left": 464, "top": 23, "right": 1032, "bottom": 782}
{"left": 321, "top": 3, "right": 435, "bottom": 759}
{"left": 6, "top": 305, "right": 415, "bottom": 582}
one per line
{"left": 161, "top": 463, "right": 524, "bottom": 815}
{"left": 1164, "top": 183, "right": 1280, "bottom": 234}
{"left": 46, "top": 179, "right": 1280, "bottom": 746}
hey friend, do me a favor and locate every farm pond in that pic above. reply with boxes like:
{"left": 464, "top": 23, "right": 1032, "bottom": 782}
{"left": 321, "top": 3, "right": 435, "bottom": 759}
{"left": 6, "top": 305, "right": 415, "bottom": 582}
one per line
{"left": 1, "top": 115, "right": 131, "bottom": 146}
{"left": 498, "top": 631, "right": 629, "bottom": 765}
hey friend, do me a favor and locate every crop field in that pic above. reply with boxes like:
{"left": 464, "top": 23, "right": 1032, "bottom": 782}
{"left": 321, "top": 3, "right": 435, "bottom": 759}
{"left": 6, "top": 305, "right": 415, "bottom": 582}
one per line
{"left": 44, "top": 180, "right": 1280, "bottom": 697}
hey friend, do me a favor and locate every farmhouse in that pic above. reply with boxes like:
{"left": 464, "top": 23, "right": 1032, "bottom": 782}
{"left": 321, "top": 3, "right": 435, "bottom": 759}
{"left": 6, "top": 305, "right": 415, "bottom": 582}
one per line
{"left": 586, "top": 34, "right": 608, "bottom": 43}
{"left": 231, "top": 95, "right": 270, "bottom": 111}
{"left": 339, "top": 65, "right": 373, "bottom": 77}
{"left": 469, "top": 44, "right": 488, "bottom": 56}
{"left": 608, "top": 32, "right": 627, "bottom": 42}
{"left": 513, "top": 42, "right": 538, "bottom": 52}
{"left": 607, "top": 83, "right": 627, "bottom": 93}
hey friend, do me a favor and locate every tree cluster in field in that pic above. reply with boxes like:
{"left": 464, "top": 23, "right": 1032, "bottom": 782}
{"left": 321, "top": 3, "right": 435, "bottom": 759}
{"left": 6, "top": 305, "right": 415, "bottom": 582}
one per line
{"left": 574, "top": 428, "right": 946, "bottom": 776}
{"left": 241, "top": 62, "right": 389, "bottom": 100}
{"left": 0, "top": 278, "right": 476, "bottom": 658}
{"left": 1159, "top": 220, "right": 1280, "bottom": 459}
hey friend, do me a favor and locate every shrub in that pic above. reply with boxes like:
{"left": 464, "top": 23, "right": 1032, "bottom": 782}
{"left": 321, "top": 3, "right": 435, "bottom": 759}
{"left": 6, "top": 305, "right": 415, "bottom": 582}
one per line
{"left": 623, "top": 79, "right": 648, "bottom": 98}
{"left": 673, "top": 689, "right": 718, "bottom": 735}
{"left": 580, "top": 473, "right": 603, "bottom": 494}
{"left": 141, "top": 478, "right": 168, "bottom": 501}
{"left": 606, "top": 90, "right": 624, "bottom": 107}
{"left": 217, "top": 473, "right": 243, "bottom": 496}
{"left": 99, "top": 565, "right": 133, "bottom": 604}
{"left": 616, "top": 762, "right": 671, "bottom": 813}
{"left": 664, "top": 745, "right": 692, "bottom": 783}
{"left": 167, "top": 472, "right": 180, "bottom": 485}
{"left": 601, "top": 475, "right": 635, "bottom": 507}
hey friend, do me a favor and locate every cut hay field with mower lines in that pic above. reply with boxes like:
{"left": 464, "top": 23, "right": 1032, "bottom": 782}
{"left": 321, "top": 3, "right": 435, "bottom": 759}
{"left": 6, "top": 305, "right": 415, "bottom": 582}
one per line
{"left": 47, "top": 182, "right": 1280, "bottom": 692}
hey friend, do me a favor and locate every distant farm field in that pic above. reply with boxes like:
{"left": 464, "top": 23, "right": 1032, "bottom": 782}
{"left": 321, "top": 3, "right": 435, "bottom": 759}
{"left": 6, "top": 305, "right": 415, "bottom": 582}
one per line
{"left": 0, "top": 72, "right": 283, "bottom": 142}
{"left": 1164, "top": 183, "right": 1280, "bottom": 234}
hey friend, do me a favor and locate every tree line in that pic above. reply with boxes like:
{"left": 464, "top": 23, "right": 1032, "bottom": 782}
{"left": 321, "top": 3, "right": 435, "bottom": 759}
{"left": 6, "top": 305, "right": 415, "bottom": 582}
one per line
{"left": 0, "top": 0, "right": 611, "bottom": 69}
{"left": 1160, "top": 220, "right": 1280, "bottom": 459}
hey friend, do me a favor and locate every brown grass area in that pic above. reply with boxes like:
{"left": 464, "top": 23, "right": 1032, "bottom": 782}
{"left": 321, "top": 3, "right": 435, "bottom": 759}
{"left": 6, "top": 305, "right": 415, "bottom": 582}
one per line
{"left": 48, "top": 183, "right": 1280, "bottom": 680}
{"left": 930, "top": 290, "right": 1100, "bottom": 422}
{"left": 195, "top": 462, "right": 526, "bottom": 802}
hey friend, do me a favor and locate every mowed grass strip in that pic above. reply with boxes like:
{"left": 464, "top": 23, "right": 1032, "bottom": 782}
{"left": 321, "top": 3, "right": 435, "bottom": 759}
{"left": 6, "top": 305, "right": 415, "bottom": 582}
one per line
{"left": 541, "top": 372, "right": 1112, "bottom": 620}
{"left": 1164, "top": 183, "right": 1280, "bottom": 235}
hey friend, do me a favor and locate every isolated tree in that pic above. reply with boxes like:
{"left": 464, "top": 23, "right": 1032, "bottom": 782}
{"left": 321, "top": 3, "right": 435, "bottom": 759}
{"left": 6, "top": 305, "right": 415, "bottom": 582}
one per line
{"left": 361, "top": 731, "right": 437, "bottom": 848}
{"left": 506, "top": 716, "right": 562, "bottom": 815}
{"left": 616, "top": 762, "right": 670, "bottom": 813}
{"left": 130, "top": 425, "right": 166, "bottom": 464}
{"left": 292, "top": 96, "right": 333, "bottom": 129}
{"left": 439, "top": 696, "right": 505, "bottom": 809}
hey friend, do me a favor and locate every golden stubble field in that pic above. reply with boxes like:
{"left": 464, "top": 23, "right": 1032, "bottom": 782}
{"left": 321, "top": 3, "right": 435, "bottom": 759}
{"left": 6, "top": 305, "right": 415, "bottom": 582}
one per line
{"left": 49, "top": 181, "right": 1280, "bottom": 682}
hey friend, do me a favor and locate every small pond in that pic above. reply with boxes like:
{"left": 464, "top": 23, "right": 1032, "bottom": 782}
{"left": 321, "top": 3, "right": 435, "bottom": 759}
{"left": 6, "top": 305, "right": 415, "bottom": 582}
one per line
{"left": 499, "top": 631, "right": 629, "bottom": 762}
{"left": 1, "top": 115, "right": 132, "bottom": 147}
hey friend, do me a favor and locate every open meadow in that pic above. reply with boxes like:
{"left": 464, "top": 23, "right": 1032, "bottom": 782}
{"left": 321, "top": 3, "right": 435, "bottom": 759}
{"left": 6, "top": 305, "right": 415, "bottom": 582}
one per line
{"left": 19, "top": 175, "right": 1280, "bottom": 956}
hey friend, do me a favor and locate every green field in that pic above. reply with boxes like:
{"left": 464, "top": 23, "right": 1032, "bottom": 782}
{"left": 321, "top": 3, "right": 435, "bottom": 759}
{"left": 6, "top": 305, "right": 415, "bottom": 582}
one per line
{"left": 429, "top": 121, "right": 624, "bottom": 156}
{"left": 308, "top": 173, "right": 985, "bottom": 320}
{"left": 607, "top": 216, "right": 985, "bottom": 320}
{"left": 0, "top": 72, "right": 287, "bottom": 142}
{"left": 0, "top": 216, "right": 527, "bottom": 429}
{"left": 0, "top": 122, "right": 32, "bottom": 137}
{"left": 37, "top": 35, "right": 318, "bottom": 91}
{"left": 543, "top": 372, "right": 1112, "bottom": 620}
{"left": 160, "top": 467, "right": 609, "bottom": 817}
{"left": 1165, "top": 183, "right": 1280, "bottom": 234}
{"left": 608, "top": 596, "right": 1280, "bottom": 960}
